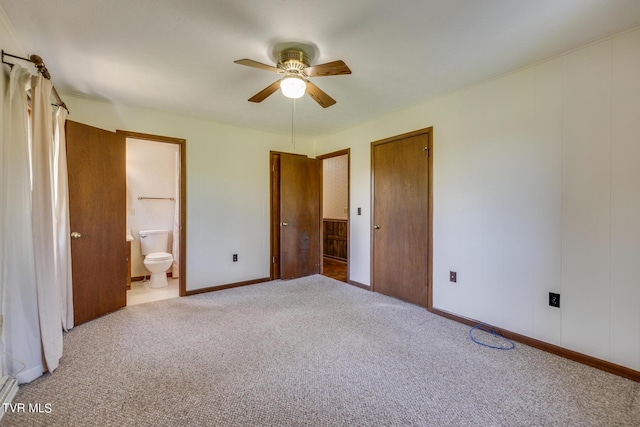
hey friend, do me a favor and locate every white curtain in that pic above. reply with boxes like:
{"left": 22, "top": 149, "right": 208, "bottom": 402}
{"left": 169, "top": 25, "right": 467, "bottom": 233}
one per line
{"left": 172, "top": 150, "right": 180, "bottom": 278}
{"left": 0, "top": 67, "right": 71, "bottom": 383}
{"left": 53, "top": 107, "right": 73, "bottom": 330}
{"left": 31, "top": 74, "right": 64, "bottom": 373}
{"left": 1, "top": 65, "right": 43, "bottom": 383}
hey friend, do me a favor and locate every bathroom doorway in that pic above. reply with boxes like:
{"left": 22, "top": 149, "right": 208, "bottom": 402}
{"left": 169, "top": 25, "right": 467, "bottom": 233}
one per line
{"left": 118, "top": 130, "right": 186, "bottom": 305}
{"left": 317, "top": 149, "right": 350, "bottom": 283}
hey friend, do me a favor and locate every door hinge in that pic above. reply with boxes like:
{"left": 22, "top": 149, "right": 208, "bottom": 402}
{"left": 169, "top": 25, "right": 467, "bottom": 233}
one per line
{"left": 272, "top": 164, "right": 275, "bottom": 172}
{"left": 272, "top": 256, "right": 275, "bottom": 263}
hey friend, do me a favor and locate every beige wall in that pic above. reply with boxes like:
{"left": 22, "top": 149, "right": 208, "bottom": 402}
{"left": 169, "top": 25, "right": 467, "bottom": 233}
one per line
{"left": 314, "top": 27, "right": 640, "bottom": 371}
{"left": 61, "top": 94, "right": 314, "bottom": 291}
{"left": 322, "top": 155, "right": 348, "bottom": 220}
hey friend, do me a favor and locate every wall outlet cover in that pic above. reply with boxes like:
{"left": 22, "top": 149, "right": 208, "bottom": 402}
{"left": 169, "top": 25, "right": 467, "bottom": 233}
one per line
{"left": 450, "top": 271, "right": 457, "bottom": 283}
{"left": 549, "top": 292, "right": 560, "bottom": 308}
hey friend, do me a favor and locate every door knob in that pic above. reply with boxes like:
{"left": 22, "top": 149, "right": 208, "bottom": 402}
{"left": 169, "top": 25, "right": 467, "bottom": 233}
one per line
{"left": 373, "top": 225, "right": 380, "bottom": 229}
{"left": 71, "top": 231, "right": 82, "bottom": 239}
{"left": 281, "top": 222, "right": 289, "bottom": 226}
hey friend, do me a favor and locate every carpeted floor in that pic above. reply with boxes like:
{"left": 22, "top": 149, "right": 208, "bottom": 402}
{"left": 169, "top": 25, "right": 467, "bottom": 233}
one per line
{"left": 4, "top": 275, "right": 640, "bottom": 426}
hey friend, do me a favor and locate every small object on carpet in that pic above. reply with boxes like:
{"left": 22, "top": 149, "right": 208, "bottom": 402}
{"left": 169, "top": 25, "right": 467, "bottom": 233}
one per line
{"left": 469, "top": 323, "right": 515, "bottom": 350}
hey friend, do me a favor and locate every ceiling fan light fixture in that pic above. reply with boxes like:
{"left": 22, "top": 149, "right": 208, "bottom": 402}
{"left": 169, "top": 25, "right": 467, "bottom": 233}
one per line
{"left": 280, "top": 75, "right": 306, "bottom": 99}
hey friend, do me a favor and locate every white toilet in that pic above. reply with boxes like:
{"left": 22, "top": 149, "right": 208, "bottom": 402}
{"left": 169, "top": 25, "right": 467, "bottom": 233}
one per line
{"left": 138, "top": 229, "right": 174, "bottom": 288}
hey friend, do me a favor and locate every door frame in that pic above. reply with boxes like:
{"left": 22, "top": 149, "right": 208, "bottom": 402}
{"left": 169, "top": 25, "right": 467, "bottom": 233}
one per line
{"left": 117, "top": 130, "right": 187, "bottom": 297}
{"left": 370, "top": 128, "right": 433, "bottom": 309}
{"left": 317, "top": 148, "right": 351, "bottom": 284}
{"left": 270, "top": 151, "right": 281, "bottom": 279}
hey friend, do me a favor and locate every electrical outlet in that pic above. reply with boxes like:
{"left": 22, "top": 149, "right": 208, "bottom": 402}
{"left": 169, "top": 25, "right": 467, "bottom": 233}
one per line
{"left": 549, "top": 292, "right": 560, "bottom": 308}
{"left": 357, "top": 207, "right": 362, "bottom": 215}
{"left": 450, "top": 271, "right": 457, "bottom": 283}
{"left": 233, "top": 254, "right": 238, "bottom": 262}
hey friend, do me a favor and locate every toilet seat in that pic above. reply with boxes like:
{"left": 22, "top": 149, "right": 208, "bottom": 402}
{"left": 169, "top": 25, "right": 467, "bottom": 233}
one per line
{"left": 145, "top": 252, "right": 172, "bottom": 262}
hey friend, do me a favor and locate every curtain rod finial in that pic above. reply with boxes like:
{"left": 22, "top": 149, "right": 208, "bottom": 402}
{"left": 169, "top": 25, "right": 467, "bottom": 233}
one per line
{"left": 29, "top": 54, "right": 43, "bottom": 66}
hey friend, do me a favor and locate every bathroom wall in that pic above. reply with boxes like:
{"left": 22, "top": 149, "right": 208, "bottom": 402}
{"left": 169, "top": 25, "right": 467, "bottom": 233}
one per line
{"left": 126, "top": 138, "right": 179, "bottom": 278}
{"left": 322, "top": 155, "right": 348, "bottom": 220}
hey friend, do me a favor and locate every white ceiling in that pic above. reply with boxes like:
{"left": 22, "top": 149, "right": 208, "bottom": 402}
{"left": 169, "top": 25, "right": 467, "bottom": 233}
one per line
{"left": 2, "top": 0, "right": 640, "bottom": 137}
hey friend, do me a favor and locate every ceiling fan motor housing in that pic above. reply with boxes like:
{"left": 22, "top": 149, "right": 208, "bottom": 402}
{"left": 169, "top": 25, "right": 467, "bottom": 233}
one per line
{"left": 278, "top": 49, "right": 310, "bottom": 74}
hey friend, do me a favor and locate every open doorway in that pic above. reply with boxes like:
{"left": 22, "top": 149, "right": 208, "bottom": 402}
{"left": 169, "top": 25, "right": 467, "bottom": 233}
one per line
{"left": 118, "top": 130, "right": 186, "bottom": 305}
{"left": 318, "top": 149, "right": 350, "bottom": 283}
{"left": 66, "top": 124, "right": 186, "bottom": 325}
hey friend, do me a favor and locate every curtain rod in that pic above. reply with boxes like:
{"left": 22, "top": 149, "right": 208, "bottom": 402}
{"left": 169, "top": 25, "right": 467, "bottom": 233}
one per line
{"left": 1, "top": 49, "right": 69, "bottom": 114}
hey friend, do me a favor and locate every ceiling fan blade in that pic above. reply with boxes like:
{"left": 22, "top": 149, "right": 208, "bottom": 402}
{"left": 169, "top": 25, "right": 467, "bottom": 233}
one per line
{"left": 234, "top": 59, "right": 281, "bottom": 73}
{"left": 303, "top": 60, "right": 351, "bottom": 77}
{"left": 248, "top": 80, "right": 281, "bottom": 103}
{"left": 305, "top": 81, "right": 336, "bottom": 108}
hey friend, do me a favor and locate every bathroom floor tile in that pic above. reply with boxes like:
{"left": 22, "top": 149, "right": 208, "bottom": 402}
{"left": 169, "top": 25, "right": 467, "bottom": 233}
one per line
{"left": 127, "top": 277, "right": 179, "bottom": 306}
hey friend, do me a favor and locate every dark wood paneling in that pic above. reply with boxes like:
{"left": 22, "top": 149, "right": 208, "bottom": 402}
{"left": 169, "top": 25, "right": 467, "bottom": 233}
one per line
{"left": 323, "top": 219, "right": 348, "bottom": 260}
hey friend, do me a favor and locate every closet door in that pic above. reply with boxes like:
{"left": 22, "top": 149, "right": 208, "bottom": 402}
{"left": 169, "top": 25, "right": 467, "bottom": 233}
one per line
{"left": 67, "top": 120, "right": 126, "bottom": 325}
{"left": 372, "top": 129, "right": 431, "bottom": 307}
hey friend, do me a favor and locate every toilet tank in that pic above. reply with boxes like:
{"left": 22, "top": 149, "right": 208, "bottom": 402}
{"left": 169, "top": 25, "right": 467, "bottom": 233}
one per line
{"left": 139, "top": 229, "right": 169, "bottom": 255}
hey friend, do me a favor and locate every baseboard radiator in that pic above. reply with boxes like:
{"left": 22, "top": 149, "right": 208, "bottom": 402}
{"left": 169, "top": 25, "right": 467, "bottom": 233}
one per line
{"left": 0, "top": 375, "right": 19, "bottom": 421}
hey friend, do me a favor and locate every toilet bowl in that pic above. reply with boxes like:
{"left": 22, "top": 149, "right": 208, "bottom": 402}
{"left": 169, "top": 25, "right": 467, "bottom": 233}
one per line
{"left": 138, "top": 229, "right": 174, "bottom": 289}
{"left": 143, "top": 252, "right": 173, "bottom": 288}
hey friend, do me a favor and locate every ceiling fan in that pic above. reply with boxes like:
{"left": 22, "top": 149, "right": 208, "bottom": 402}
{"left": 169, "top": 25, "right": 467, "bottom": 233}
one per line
{"left": 234, "top": 49, "right": 351, "bottom": 108}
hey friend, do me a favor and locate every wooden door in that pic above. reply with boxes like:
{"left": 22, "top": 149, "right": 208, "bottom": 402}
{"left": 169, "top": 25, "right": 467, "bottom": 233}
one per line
{"left": 279, "top": 153, "right": 321, "bottom": 279}
{"left": 372, "top": 129, "right": 432, "bottom": 307}
{"left": 67, "top": 121, "right": 127, "bottom": 325}
{"left": 270, "top": 153, "right": 281, "bottom": 279}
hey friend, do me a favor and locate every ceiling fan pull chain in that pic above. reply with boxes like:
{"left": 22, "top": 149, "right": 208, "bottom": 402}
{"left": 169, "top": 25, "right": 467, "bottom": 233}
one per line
{"left": 291, "top": 98, "right": 296, "bottom": 150}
